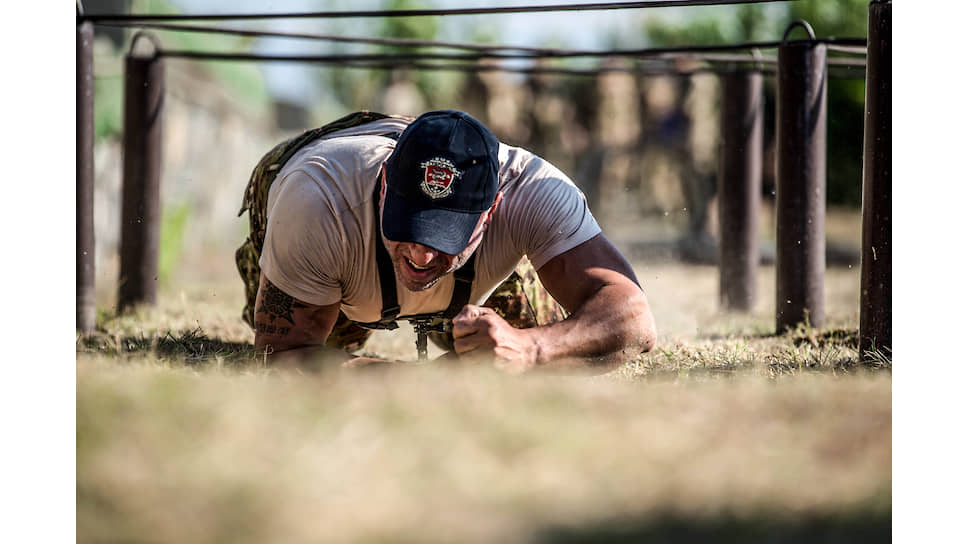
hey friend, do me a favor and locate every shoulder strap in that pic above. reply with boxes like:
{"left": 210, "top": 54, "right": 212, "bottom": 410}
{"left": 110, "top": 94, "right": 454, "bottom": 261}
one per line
{"left": 372, "top": 183, "right": 401, "bottom": 328}
{"left": 443, "top": 252, "right": 476, "bottom": 319}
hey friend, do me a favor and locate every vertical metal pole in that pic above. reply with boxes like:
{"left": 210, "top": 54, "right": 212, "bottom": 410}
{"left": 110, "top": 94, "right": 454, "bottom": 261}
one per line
{"left": 718, "top": 70, "right": 763, "bottom": 311}
{"left": 860, "top": 1, "right": 891, "bottom": 359}
{"left": 775, "top": 22, "right": 827, "bottom": 332}
{"left": 118, "top": 45, "right": 164, "bottom": 312}
{"left": 77, "top": 17, "right": 96, "bottom": 333}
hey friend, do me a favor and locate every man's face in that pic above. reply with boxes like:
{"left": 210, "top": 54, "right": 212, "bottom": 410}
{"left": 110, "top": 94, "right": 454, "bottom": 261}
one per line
{"left": 384, "top": 229, "right": 481, "bottom": 292}
{"left": 379, "top": 167, "right": 501, "bottom": 292}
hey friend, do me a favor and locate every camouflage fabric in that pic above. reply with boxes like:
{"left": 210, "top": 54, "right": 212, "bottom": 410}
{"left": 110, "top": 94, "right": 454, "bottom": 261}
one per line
{"left": 236, "top": 111, "right": 568, "bottom": 353}
{"left": 324, "top": 312, "right": 373, "bottom": 352}
{"left": 487, "top": 256, "right": 568, "bottom": 328}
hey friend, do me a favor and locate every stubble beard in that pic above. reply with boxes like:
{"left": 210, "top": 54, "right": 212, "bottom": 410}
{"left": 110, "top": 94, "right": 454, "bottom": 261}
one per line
{"left": 393, "top": 251, "right": 472, "bottom": 293}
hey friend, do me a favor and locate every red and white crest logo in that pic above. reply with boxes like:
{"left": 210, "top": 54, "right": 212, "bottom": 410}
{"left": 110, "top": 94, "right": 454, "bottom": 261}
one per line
{"left": 419, "top": 157, "right": 461, "bottom": 199}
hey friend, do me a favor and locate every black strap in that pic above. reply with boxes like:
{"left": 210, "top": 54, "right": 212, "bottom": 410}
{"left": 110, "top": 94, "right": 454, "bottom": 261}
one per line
{"left": 443, "top": 252, "right": 476, "bottom": 319}
{"left": 368, "top": 182, "right": 401, "bottom": 330}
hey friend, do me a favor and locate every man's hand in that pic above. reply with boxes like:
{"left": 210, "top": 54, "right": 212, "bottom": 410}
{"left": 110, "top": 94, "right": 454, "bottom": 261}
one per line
{"left": 451, "top": 305, "right": 539, "bottom": 374}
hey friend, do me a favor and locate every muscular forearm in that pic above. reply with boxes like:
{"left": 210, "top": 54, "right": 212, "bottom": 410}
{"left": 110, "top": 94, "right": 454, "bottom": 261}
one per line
{"left": 527, "top": 283, "right": 656, "bottom": 372}
{"left": 452, "top": 283, "right": 656, "bottom": 374}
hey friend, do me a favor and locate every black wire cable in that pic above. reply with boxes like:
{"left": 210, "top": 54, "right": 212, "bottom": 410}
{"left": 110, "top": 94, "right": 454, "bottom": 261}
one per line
{"left": 156, "top": 51, "right": 864, "bottom": 69}
{"left": 94, "top": 21, "right": 868, "bottom": 58}
{"left": 79, "top": 0, "right": 794, "bottom": 22}
{"left": 93, "top": 21, "right": 564, "bottom": 54}
{"left": 382, "top": 61, "right": 865, "bottom": 78}
{"left": 172, "top": 56, "right": 865, "bottom": 79}
{"left": 148, "top": 47, "right": 865, "bottom": 80}
{"left": 154, "top": 37, "right": 865, "bottom": 65}
{"left": 340, "top": 60, "right": 755, "bottom": 77}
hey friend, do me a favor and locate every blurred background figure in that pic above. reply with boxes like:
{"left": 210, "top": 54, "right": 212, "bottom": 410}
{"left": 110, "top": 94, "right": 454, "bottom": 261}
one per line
{"left": 379, "top": 68, "right": 428, "bottom": 117}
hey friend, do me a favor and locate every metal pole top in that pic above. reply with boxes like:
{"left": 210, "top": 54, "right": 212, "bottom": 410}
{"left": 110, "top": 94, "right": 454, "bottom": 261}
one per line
{"left": 128, "top": 30, "right": 162, "bottom": 59}
{"left": 782, "top": 20, "right": 817, "bottom": 42}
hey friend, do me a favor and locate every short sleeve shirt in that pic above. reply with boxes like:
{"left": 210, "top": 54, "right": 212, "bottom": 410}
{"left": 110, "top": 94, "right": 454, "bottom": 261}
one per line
{"left": 259, "top": 118, "right": 601, "bottom": 323}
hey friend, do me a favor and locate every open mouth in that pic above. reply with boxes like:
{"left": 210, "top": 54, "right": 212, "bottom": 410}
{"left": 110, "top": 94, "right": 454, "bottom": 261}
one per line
{"left": 406, "top": 258, "right": 434, "bottom": 272}
{"left": 398, "top": 254, "right": 446, "bottom": 291}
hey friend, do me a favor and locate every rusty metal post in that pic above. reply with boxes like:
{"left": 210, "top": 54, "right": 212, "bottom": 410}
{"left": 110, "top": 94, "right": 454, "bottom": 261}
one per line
{"left": 77, "top": 15, "right": 96, "bottom": 333}
{"left": 118, "top": 36, "right": 164, "bottom": 312}
{"left": 718, "top": 69, "right": 763, "bottom": 311}
{"left": 775, "top": 21, "right": 827, "bottom": 332}
{"left": 859, "top": 1, "right": 891, "bottom": 358}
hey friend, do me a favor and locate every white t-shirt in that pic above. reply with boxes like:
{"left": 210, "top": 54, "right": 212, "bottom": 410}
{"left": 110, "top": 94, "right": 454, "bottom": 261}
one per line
{"left": 260, "top": 117, "right": 601, "bottom": 323}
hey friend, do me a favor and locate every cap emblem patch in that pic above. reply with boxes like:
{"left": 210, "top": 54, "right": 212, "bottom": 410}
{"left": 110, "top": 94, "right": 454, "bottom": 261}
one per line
{"left": 419, "top": 157, "right": 461, "bottom": 199}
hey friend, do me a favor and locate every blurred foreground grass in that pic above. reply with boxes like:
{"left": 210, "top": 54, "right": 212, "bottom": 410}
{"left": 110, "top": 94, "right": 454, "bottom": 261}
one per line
{"left": 77, "top": 260, "right": 890, "bottom": 543}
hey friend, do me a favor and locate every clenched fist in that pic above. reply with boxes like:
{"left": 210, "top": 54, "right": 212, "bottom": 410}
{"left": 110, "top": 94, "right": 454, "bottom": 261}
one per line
{"left": 451, "top": 305, "right": 541, "bottom": 374}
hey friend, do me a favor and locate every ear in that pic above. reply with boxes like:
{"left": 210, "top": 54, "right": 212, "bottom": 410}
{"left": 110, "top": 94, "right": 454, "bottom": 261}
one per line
{"left": 380, "top": 163, "right": 387, "bottom": 201}
{"left": 377, "top": 164, "right": 389, "bottom": 236}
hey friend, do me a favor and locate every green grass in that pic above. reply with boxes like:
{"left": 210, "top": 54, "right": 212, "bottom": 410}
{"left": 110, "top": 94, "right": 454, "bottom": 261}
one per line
{"left": 77, "top": 261, "right": 890, "bottom": 543}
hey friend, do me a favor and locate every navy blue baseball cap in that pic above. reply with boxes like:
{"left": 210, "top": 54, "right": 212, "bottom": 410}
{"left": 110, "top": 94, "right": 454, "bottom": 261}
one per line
{"left": 382, "top": 110, "right": 500, "bottom": 255}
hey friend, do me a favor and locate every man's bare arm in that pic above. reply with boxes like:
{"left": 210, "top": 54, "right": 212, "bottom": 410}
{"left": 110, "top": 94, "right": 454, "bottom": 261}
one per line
{"left": 452, "top": 234, "right": 656, "bottom": 373}
{"left": 253, "top": 273, "right": 344, "bottom": 368}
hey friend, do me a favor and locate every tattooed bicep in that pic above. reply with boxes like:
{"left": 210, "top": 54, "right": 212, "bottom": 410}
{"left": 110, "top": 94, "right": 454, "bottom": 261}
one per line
{"left": 256, "top": 279, "right": 309, "bottom": 326}
{"left": 253, "top": 275, "right": 340, "bottom": 351}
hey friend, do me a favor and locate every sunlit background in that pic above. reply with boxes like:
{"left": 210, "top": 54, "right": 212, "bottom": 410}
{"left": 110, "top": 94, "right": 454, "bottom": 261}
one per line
{"left": 83, "top": 0, "right": 870, "bottom": 315}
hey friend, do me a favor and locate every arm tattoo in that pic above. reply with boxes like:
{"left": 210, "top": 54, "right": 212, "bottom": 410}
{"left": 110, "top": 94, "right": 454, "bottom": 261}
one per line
{"left": 257, "top": 280, "right": 307, "bottom": 327}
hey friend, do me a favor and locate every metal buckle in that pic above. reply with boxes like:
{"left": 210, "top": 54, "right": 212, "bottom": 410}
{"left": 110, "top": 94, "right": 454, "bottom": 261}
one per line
{"left": 408, "top": 316, "right": 449, "bottom": 361}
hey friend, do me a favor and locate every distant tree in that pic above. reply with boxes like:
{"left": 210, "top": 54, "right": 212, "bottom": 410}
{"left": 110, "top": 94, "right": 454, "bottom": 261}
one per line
{"left": 375, "top": 0, "right": 442, "bottom": 106}
{"left": 379, "top": 0, "right": 440, "bottom": 48}
{"left": 320, "top": 0, "right": 470, "bottom": 113}
{"left": 788, "top": 0, "right": 869, "bottom": 38}
{"left": 643, "top": 4, "right": 771, "bottom": 45}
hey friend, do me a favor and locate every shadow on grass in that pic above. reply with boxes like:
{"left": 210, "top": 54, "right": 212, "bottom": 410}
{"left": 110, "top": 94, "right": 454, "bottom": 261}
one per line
{"left": 790, "top": 328, "right": 860, "bottom": 348}
{"left": 532, "top": 511, "right": 890, "bottom": 544}
{"left": 702, "top": 327, "right": 859, "bottom": 347}
{"left": 77, "top": 327, "right": 256, "bottom": 367}
{"left": 627, "top": 325, "right": 891, "bottom": 380}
